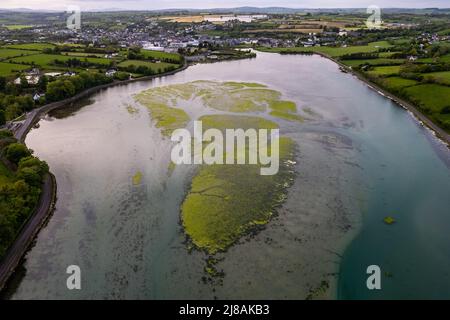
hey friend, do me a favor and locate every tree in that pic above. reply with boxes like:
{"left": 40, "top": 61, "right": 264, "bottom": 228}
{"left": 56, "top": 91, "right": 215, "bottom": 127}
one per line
{"left": 0, "top": 110, "right": 5, "bottom": 126}
{"left": 0, "top": 76, "right": 6, "bottom": 92}
{"left": 37, "top": 75, "right": 48, "bottom": 91}
{"left": 18, "top": 156, "right": 49, "bottom": 176}
{"left": 5, "top": 143, "right": 31, "bottom": 164}
{"left": 17, "top": 167, "right": 42, "bottom": 187}
{"left": 20, "top": 75, "right": 28, "bottom": 89}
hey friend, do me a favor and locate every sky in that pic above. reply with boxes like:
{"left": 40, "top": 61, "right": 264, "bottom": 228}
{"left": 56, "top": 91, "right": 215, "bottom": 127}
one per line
{"left": 0, "top": 0, "right": 449, "bottom": 11}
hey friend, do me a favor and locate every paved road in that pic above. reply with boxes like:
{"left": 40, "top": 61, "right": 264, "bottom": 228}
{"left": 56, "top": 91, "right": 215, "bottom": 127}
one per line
{"left": 0, "top": 173, "right": 55, "bottom": 291}
{"left": 13, "top": 109, "right": 40, "bottom": 142}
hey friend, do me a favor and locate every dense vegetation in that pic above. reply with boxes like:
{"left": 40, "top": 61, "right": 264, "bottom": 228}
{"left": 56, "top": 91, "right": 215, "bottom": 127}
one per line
{"left": 0, "top": 129, "right": 49, "bottom": 257}
{"left": 44, "top": 71, "right": 113, "bottom": 102}
{"left": 0, "top": 43, "right": 184, "bottom": 124}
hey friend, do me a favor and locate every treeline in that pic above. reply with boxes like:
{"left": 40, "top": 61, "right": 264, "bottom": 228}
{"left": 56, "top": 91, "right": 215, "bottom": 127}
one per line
{"left": 0, "top": 71, "right": 114, "bottom": 123}
{"left": 53, "top": 57, "right": 113, "bottom": 69}
{"left": 394, "top": 62, "right": 450, "bottom": 83}
{"left": 340, "top": 52, "right": 379, "bottom": 60}
{"left": 118, "top": 63, "right": 179, "bottom": 76}
{"left": 45, "top": 71, "right": 113, "bottom": 102}
{"left": 0, "top": 130, "right": 49, "bottom": 257}
{"left": 127, "top": 47, "right": 183, "bottom": 64}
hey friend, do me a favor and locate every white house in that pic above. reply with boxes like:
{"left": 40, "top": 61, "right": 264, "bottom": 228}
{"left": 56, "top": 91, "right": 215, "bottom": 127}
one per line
{"left": 105, "top": 69, "right": 117, "bottom": 77}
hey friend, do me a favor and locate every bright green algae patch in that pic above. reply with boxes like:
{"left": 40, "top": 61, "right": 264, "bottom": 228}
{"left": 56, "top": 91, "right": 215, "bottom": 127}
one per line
{"left": 134, "top": 81, "right": 302, "bottom": 136}
{"left": 269, "top": 100, "right": 304, "bottom": 122}
{"left": 181, "top": 115, "right": 297, "bottom": 254}
{"left": 134, "top": 86, "right": 191, "bottom": 136}
{"left": 270, "top": 110, "right": 304, "bottom": 122}
{"left": 132, "top": 171, "right": 143, "bottom": 185}
{"left": 134, "top": 82, "right": 300, "bottom": 255}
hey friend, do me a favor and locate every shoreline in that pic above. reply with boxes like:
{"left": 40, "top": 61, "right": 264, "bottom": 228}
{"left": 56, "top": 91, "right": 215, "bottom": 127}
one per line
{"left": 312, "top": 51, "right": 450, "bottom": 146}
{"left": 0, "top": 63, "right": 189, "bottom": 293}
{"left": 12, "top": 62, "right": 189, "bottom": 143}
{"left": 3, "top": 51, "right": 441, "bottom": 298}
{"left": 0, "top": 172, "right": 57, "bottom": 292}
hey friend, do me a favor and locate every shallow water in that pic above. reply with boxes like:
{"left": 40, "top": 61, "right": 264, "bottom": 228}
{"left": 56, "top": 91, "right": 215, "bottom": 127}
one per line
{"left": 5, "top": 52, "right": 450, "bottom": 299}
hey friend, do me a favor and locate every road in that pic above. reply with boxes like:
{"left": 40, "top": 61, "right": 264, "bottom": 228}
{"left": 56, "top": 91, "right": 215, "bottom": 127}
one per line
{"left": 13, "top": 109, "right": 41, "bottom": 142}
{"left": 0, "top": 173, "right": 55, "bottom": 291}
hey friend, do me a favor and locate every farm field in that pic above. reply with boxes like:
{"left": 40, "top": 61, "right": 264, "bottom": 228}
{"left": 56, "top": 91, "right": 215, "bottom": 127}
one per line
{"left": 424, "top": 71, "right": 450, "bottom": 85}
{"left": 0, "top": 42, "right": 183, "bottom": 78}
{"left": 5, "top": 43, "right": 56, "bottom": 51}
{"left": 341, "top": 58, "right": 405, "bottom": 67}
{"left": 258, "top": 41, "right": 392, "bottom": 57}
{"left": 403, "top": 84, "right": 450, "bottom": 114}
{"left": 0, "top": 48, "right": 36, "bottom": 60}
{"left": 118, "top": 59, "right": 177, "bottom": 71}
{"left": 3, "top": 24, "right": 34, "bottom": 30}
{"left": 61, "top": 52, "right": 108, "bottom": 58}
{"left": 0, "top": 62, "right": 29, "bottom": 76}
{"left": 141, "top": 49, "right": 183, "bottom": 63}
{"left": 366, "top": 65, "right": 402, "bottom": 76}
{"left": 9, "top": 53, "right": 113, "bottom": 67}
{"left": 380, "top": 77, "right": 419, "bottom": 91}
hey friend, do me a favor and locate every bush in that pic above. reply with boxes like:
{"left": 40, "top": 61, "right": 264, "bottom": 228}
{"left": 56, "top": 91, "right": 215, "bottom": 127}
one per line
{"left": 0, "top": 129, "right": 13, "bottom": 138}
{"left": 17, "top": 167, "right": 42, "bottom": 187}
{"left": 5, "top": 143, "right": 31, "bottom": 164}
{"left": 440, "top": 106, "right": 450, "bottom": 114}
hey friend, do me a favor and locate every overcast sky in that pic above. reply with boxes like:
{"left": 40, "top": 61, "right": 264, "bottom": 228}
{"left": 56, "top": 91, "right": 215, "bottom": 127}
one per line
{"left": 1, "top": 0, "right": 449, "bottom": 11}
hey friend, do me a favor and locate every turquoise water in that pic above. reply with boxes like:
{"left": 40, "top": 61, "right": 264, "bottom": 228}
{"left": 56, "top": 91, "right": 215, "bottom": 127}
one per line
{"left": 338, "top": 114, "right": 450, "bottom": 299}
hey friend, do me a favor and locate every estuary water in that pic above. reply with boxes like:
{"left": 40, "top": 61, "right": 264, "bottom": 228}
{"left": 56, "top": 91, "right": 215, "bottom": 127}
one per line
{"left": 6, "top": 52, "right": 450, "bottom": 299}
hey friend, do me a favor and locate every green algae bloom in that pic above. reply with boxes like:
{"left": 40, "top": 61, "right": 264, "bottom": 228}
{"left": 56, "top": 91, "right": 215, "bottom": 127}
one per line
{"left": 384, "top": 216, "right": 396, "bottom": 225}
{"left": 181, "top": 115, "right": 297, "bottom": 254}
{"left": 132, "top": 171, "right": 143, "bottom": 185}
{"left": 134, "top": 81, "right": 301, "bottom": 257}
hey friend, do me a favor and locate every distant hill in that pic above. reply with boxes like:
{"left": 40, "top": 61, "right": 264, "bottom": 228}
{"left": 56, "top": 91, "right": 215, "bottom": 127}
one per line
{"left": 0, "top": 6, "right": 449, "bottom": 15}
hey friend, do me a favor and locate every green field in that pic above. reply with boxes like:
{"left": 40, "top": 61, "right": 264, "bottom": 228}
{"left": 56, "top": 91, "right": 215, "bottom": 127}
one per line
{"left": 0, "top": 62, "right": 29, "bottom": 76}
{"left": 9, "top": 53, "right": 112, "bottom": 67}
{"left": 0, "top": 48, "right": 36, "bottom": 60}
{"left": 367, "top": 65, "right": 402, "bottom": 76}
{"left": 141, "top": 49, "right": 183, "bottom": 63}
{"left": 403, "top": 84, "right": 450, "bottom": 114}
{"left": 118, "top": 59, "right": 177, "bottom": 70}
{"left": 424, "top": 71, "right": 450, "bottom": 85}
{"left": 3, "top": 25, "right": 34, "bottom": 30}
{"left": 61, "top": 52, "right": 108, "bottom": 58}
{"left": 342, "top": 58, "right": 405, "bottom": 67}
{"left": 381, "top": 77, "right": 419, "bottom": 91}
{"left": 378, "top": 51, "right": 402, "bottom": 58}
{"left": 258, "top": 41, "right": 392, "bottom": 58}
{"left": 5, "top": 43, "right": 56, "bottom": 51}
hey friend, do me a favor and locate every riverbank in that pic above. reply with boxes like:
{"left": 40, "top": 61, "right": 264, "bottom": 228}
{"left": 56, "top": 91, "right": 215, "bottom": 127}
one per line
{"left": 11, "top": 63, "right": 189, "bottom": 143}
{"left": 0, "top": 172, "right": 57, "bottom": 292}
{"left": 281, "top": 50, "right": 450, "bottom": 146}
{"left": 0, "top": 63, "right": 189, "bottom": 293}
